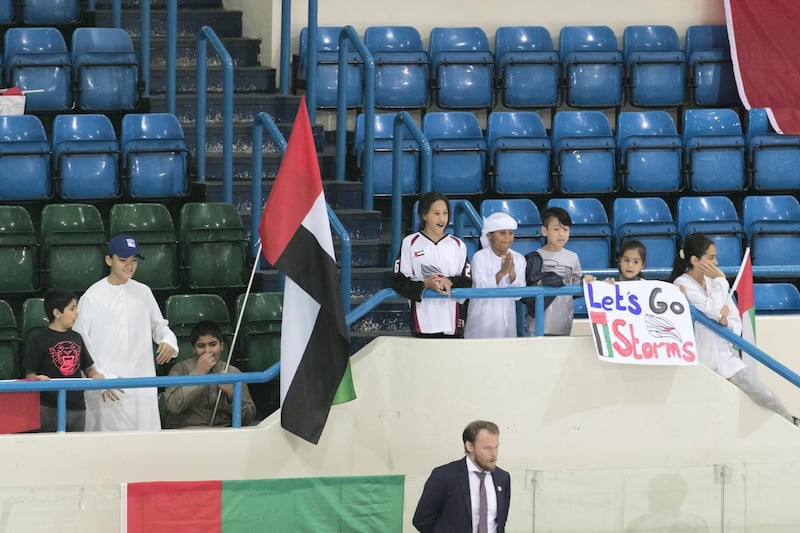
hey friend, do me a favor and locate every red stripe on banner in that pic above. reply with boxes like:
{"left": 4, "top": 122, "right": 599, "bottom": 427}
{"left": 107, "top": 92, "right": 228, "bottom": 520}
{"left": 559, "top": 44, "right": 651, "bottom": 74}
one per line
{"left": 0, "top": 380, "right": 40, "bottom": 434}
{"left": 127, "top": 480, "right": 222, "bottom": 533}
{"left": 736, "top": 254, "right": 755, "bottom": 312}
{"left": 726, "top": 0, "right": 800, "bottom": 133}
{"left": 259, "top": 97, "right": 324, "bottom": 264}
{"left": 589, "top": 311, "right": 607, "bottom": 325}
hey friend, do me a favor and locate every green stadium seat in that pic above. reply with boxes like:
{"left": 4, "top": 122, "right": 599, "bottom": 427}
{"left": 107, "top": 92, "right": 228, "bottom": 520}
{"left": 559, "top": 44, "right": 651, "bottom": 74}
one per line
{"left": 39, "top": 204, "right": 106, "bottom": 292}
{"left": 164, "top": 293, "right": 233, "bottom": 365}
{"left": 109, "top": 203, "right": 179, "bottom": 291}
{"left": 178, "top": 203, "right": 248, "bottom": 290}
{"left": 234, "top": 292, "right": 282, "bottom": 372}
{"left": 0, "top": 299, "right": 20, "bottom": 379}
{"left": 21, "top": 297, "right": 48, "bottom": 357}
{"left": 0, "top": 205, "right": 39, "bottom": 294}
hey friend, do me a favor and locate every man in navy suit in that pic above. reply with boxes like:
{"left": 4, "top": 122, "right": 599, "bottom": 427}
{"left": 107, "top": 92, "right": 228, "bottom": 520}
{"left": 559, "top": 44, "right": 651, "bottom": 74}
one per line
{"left": 413, "top": 420, "right": 511, "bottom": 532}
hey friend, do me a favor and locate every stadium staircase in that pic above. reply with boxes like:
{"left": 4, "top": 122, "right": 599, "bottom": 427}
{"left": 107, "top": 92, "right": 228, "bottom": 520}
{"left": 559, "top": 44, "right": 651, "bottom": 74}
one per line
{"left": 93, "top": 0, "right": 410, "bottom": 352}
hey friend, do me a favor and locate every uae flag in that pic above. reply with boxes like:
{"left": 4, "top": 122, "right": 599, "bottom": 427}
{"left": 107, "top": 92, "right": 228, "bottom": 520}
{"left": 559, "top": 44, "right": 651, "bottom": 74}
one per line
{"left": 732, "top": 248, "right": 758, "bottom": 371}
{"left": 123, "top": 476, "right": 405, "bottom": 532}
{"left": 259, "top": 96, "right": 355, "bottom": 444}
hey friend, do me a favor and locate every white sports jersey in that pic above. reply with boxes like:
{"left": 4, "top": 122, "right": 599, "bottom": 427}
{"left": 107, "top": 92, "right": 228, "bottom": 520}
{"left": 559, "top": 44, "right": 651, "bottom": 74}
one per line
{"left": 394, "top": 232, "right": 470, "bottom": 335}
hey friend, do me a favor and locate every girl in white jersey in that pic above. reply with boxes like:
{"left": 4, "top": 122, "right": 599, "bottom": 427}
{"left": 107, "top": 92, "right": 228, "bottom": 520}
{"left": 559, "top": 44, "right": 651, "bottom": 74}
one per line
{"left": 393, "top": 192, "right": 471, "bottom": 337}
{"left": 671, "top": 232, "right": 798, "bottom": 425}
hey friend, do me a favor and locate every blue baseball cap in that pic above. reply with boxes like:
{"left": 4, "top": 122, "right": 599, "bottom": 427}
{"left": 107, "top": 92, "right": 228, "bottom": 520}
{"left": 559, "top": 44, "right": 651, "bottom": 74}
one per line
{"left": 107, "top": 234, "right": 145, "bottom": 259}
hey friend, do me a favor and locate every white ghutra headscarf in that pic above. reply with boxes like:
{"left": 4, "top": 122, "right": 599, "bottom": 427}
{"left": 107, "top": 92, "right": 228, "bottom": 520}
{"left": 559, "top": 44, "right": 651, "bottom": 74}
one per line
{"left": 480, "top": 212, "right": 518, "bottom": 249}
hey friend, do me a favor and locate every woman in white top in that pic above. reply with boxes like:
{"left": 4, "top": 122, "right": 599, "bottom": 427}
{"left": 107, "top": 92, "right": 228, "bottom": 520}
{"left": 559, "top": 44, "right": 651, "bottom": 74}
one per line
{"left": 671, "top": 233, "right": 796, "bottom": 424}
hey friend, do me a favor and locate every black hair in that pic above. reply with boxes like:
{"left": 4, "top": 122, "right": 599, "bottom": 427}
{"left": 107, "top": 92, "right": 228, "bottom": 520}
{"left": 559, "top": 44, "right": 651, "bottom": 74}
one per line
{"left": 190, "top": 320, "right": 224, "bottom": 346}
{"left": 43, "top": 289, "right": 78, "bottom": 322}
{"left": 669, "top": 233, "right": 714, "bottom": 281}
{"left": 462, "top": 420, "right": 500, "bottom": 449}
{"left": 540, "top": 206, "right": 572, "bottom": 228}
{"left": 418, "top": 191, "right": 450, "bottom": 231}
{"left": 619, "top": 239, "right": 647, "bottom": 268}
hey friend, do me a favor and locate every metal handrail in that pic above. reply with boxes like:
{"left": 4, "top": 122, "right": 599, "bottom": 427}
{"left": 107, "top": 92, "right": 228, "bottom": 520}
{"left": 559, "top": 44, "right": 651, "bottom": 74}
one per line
{"left": 279, "top": 0, "right": 291, "bottom": 94}
{"left": 389, "top": 112, "right": 431, "bottom": 263}
{"left": 334, "top": 26, "right": 375, "bottom": 210}
{"left": 196, "top": 26, "right": 234, "bottom": 202}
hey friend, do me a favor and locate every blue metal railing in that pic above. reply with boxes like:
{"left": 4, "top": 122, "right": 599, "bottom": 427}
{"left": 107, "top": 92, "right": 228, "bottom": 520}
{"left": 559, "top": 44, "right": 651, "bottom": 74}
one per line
{"left": 279, "top": 0, "right": 291, "bottom": 94}
{"left": 165, "top": 0, "right": 177, "bottom": 111}
{"left": 334, "top": 26, "right": 375, "bottom": 210}
{"left": 249, "top": 112, "right": 353, "bottom": 311}
{"left": 389, "top": 112, "right": 431, "bottom": 264}
{"left": 196, "top": 26, "right": 234, "bottom": 202}
{"left": 306, "top": 0, "right": 318, "bottom": 122}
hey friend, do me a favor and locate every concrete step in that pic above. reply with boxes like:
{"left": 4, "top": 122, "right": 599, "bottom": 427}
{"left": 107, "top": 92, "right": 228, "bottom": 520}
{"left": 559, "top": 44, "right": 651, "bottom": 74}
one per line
{"left": 148, "top": 66, "right": 276, "bottom": 94}
{"left": 182, "top": 121, "right": 324, "bottom": 156}
{"left": 135, "top": 36, "right": 261, "bottom": 68}
{"left": 148, "top": 93, "right": 302, "bottom": 125}
{"left": 94, "top": 8, "right": 242, "bottom": 38}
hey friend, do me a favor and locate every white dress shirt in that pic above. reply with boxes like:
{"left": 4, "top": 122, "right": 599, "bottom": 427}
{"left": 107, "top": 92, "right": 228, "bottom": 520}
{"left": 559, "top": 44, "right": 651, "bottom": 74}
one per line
{"left": 466, "top": 455, "right": 498, "bottom": 533}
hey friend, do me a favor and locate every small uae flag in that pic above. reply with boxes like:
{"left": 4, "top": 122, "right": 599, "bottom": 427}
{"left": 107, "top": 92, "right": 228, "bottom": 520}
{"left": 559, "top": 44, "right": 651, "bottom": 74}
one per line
{"left": 259, "top": 97, "right": 355, "bottom": 444}
{"left": 732, "top": 247, "right": 758, "bottom": 370}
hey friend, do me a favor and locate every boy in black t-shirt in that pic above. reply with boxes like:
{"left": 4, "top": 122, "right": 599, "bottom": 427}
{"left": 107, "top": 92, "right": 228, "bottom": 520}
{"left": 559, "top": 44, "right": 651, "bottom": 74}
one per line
{"left": 22, "top": 289, "right": 118, "bottom": 432}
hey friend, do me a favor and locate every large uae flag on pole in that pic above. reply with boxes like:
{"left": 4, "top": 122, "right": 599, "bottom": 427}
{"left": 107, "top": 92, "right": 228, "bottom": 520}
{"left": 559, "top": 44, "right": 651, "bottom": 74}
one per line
{"left": 259, "top": 96, "right": 355, "bottom": 444}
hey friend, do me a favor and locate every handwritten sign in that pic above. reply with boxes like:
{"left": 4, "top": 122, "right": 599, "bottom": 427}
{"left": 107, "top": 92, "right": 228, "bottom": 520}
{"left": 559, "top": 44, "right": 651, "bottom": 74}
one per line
{"left": 583, "top": 280, "right": 697, "bottom": 366}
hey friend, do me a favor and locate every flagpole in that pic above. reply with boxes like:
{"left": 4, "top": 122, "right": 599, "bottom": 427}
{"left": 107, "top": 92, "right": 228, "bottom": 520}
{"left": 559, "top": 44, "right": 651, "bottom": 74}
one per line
{"left": 210, "top": 241, "right": 263, "bottom": 426}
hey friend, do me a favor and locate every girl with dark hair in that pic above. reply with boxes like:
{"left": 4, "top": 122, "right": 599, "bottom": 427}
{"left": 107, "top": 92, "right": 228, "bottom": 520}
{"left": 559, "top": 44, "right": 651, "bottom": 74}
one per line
{"left": 672, "top": 233, "right": 797, "bottom": 425}
{"left": 392, "top": 191, "right": 472, "bottom": 337}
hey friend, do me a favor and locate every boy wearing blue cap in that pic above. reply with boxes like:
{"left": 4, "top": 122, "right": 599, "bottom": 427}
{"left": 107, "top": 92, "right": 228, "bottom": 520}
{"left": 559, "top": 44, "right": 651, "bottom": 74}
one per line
{"left": 73, "top": 234, "right": 178, "bottom": 431}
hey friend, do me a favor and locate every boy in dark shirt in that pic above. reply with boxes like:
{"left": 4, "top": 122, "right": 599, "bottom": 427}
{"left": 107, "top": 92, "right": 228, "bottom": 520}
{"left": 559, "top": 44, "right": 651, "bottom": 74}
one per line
{"left": 22, "top": 289, "right": 117, "bottom": 432}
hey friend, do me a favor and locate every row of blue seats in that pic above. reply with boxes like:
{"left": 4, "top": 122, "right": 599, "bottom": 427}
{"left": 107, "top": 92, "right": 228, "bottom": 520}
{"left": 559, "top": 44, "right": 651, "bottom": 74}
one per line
{"left": 0, "top": 112, "right": 188, "bottom": 202}
{"left": 444, "top": 196, "right": 800, "bottom": 271}
{"left": 300, "top": 24, "right": 737, "bottom": 110}
{"left": 0, "top": 0, "right": 82, "bottom": 26}
{"left": 356, "top": 108, "right": 796, "bottom": 196}
{"left": 0, "top": 26, "right": 140, "bottom": 112}
{"left": 575, "top": 282, "right": 800, "bottom": 318}
{"left": 0, "top": 202, "right": 248, "bottom": 295}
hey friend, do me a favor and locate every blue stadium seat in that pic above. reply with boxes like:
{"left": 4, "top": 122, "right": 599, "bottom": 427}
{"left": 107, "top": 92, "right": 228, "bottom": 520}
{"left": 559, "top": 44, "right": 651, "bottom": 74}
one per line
{"left": 746, "top": 108, "right": 800, "bottom": 192}
{"left": 754, "top": 283, "right": 800, "bottom": 314}
{"left": 354, "top": 113, "right": 418, "bottom": 195}
{"left": 612, "top": 197, "right": 678, "bottom": 270}
{"left": 623, "top": 25, "right": 686, "bottom": 107}
{"left": 364, "top": 26, "right": 428, "bottom": 109}
{"left": 685, "top": 25, "right": 740, "bottom": 107}
{"left": 616, "top": 111, "right": 682, "bottom": 193}
{"left": 0, "top": 115, "right": 51, "bottom": 201}
{"left": 494, "top": 26, "right": 559, "bottom": 109}
{"left": 742, "top": 195, "right": 800, "bottom": 267}
{"left": 39, "top": 203, "right": 107, "bottom": 292}
{"left": 546, "top": 198, "right": 612, "bottom": 269}
{"left": 422, "top": 112, "right": 487, "bottom": 194}
{"left": 0, "top": 0, "right": 14, "bottom": 25}
{"left": 683, "top": 108, "right": 745, "bottom": 193}
{"left": 429, "top": 27, "right": 494, "bottom": 110}
{"left": 22, "top": 0, "right": 80, "bottom": 25}
{"left": 480, "top": 198, "right": 543, "bottom": 255}
{"left": 4, "top": 27, "right": 72, "bottom": 112}
{"left": 551, "top": 111, "right": 616, "bottom": 195}
{"left": 121, "top": 113, "right": 189, "bottom": 199}
{"left": 676, "top": 196, "right": 744, "bottom": 268}
{"left": 72, "top": 27, "right": 139, "bottom": 111}
{"left": 299, "top": 26, "right": 363, "bottom": 109}
{"left": 0, "top": 205, "right": 39, "bottom": 294}
{"left": 558, "top": 26, "right": 623, "bottom": 108}
{"left": 52, "top": 114, "right": 120, "bottom": 201}
{"left": 487, "top": 111, "right": 551, "bottom": 195}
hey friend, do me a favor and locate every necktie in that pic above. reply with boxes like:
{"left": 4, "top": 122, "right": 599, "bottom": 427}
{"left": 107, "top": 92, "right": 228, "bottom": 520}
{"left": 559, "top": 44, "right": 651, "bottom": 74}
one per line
{"left": 476, "top": 471, "right": 488, "bottom": 533}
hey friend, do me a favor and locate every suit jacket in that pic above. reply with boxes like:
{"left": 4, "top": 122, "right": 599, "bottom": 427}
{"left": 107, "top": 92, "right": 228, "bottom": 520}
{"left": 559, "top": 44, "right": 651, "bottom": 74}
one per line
{"left": 413, "top": 457, "right": 511, "bottom": 533}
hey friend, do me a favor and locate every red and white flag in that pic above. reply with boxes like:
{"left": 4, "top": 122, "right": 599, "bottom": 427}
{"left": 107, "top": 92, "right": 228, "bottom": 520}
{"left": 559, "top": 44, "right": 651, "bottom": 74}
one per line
{"left": 258, "top": 97, "right": 355, "bottom": 444}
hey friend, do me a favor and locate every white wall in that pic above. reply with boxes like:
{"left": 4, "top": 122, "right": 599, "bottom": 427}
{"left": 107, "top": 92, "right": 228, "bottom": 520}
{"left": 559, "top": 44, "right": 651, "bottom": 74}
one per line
{"left": 2, "top": 331, "right": 800, "bottom": 531}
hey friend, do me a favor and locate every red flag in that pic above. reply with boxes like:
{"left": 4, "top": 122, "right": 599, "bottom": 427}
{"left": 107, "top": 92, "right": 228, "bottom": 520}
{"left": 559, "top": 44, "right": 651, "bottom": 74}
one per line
{"left": 257, "top": 97, "right": 355, "bottom": 444}
{"left": 0, "top": 380, "right": 40, "bottom": 434}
